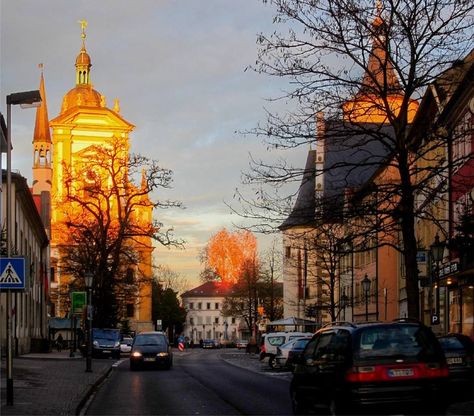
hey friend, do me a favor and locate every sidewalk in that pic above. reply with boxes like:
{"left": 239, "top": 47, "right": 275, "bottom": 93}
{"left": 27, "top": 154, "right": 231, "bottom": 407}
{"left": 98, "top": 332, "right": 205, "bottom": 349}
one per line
{"left": 0, "top": 350, "right": 114, "bottom": 415}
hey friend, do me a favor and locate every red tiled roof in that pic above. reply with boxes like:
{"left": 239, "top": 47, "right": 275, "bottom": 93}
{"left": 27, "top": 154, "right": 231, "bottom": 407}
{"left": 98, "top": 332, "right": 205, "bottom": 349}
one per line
{"left": 181, "top": 281, "right": 233, "bottom": 298}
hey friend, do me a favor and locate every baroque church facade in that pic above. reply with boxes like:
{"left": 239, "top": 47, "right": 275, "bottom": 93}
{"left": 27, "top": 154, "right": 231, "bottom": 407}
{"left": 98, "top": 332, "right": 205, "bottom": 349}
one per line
{"left": 32, "top": 22, "right": 153, "bottom": 332}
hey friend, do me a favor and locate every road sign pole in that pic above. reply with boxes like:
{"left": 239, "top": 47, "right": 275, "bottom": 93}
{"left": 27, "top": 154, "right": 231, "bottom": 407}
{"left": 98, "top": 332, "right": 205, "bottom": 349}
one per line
{"left": 6, "top": 102, "right": 13, "bottom": 406}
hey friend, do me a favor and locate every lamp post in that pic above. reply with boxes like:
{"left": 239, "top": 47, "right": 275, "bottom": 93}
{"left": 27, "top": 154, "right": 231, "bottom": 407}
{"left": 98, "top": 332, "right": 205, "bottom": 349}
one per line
{"left": 5, "top": 90, "right": 42, "bottom": 406}
{"left": 340, "top": 294, "right": 350, "bottom": 320}
{"left": 84, "top": 272, "right": 93, "bottom": 372}
{"left": 430, "top": 234, "right": 445, "bottom": 325}
{"left": 362, "top": 274, "right": 371, "bottom": 321}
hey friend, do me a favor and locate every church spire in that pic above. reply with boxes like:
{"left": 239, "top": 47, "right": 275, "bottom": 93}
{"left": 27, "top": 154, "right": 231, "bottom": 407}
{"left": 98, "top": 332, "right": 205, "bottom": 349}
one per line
{"left": 75, "top": 19, "right": 92, "bottom": 86}
{"left": 360, "top": 0, "right": 400, "bottom": 95}
{"left": 33, "top": 64, "right": 51, "bottom": 146}
{"left": 32, "top": 64, "right": 52, "bottom": 220}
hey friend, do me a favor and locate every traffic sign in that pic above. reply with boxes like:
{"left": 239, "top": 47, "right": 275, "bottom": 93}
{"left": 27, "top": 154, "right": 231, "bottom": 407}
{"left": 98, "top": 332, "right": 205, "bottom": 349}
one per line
{"left": 71, "top": 292, "right": 87, "bottom": 314}
{"left": 0, "top": 257, "right": 26, "bottom": 289}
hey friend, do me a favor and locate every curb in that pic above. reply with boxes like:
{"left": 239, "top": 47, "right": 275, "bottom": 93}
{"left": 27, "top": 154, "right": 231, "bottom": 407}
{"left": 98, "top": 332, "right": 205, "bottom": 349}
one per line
{"left": 75, "top": 364, "right": 114, "bottom": 416}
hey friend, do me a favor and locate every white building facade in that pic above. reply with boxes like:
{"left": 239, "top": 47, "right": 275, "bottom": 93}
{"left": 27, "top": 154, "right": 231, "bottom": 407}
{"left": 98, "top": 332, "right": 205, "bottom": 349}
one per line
{"left": 181, "top": 281, "right": 244, "bottom": 344}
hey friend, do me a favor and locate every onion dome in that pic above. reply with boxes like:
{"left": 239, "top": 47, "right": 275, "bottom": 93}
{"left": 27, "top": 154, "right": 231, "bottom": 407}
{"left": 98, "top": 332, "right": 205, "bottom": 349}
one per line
{"left": 60, "top": 20, "right": 103, "bottom": 113}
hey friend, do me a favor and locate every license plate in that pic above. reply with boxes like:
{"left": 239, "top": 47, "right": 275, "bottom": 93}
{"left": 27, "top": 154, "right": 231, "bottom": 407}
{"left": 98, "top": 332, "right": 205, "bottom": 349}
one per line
{"left": 447, "top": 357, "right": 463, "bottom": 365}
{"left": 143, "top": 357, "right": 155, "bottom": 362}
{"left": 388, "top": 368, "right": 414, "bottom": 377}
{"left": 102, "top": 350, "right": 111, "bottom": 354}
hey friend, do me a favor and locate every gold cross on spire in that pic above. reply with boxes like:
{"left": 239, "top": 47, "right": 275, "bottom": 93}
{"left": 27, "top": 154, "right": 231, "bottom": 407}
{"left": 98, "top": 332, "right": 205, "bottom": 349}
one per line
{"left": 376, "top": 0, "right": 383, "bottom": 15}
{"left": 78, "top": 19, "right": 88, "bottom": 47}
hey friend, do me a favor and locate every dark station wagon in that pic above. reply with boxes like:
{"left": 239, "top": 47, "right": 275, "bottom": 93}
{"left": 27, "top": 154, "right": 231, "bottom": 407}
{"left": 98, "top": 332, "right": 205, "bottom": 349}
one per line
{"left": 290, "top": 319, "right": 449, "bottom": 415}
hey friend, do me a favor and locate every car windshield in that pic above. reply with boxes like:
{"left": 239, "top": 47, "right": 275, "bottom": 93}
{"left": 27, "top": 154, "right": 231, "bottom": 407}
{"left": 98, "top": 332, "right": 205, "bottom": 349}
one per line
{"left": 355, "top": 325, "right": 441, "bottom": 362}
{"left": 293, "top": 339, "right": 311, "bottom": 349}
{"left": 134, "top": 334, "right": 166, "bottom": 346}
{"left": 438, "top": 337, "right": 467, "bottom": 352}
{"left": 93, "top": 329, "right": 120, "bottom": 341}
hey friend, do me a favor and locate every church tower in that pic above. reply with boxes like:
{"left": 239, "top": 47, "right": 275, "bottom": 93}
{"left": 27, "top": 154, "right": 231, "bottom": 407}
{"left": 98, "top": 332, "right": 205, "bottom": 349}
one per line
{"left": 32, "top": 64, "right": 52, "bottom": 237}
{"left": 49, "top": 21, "right": 153, "bottom": 332}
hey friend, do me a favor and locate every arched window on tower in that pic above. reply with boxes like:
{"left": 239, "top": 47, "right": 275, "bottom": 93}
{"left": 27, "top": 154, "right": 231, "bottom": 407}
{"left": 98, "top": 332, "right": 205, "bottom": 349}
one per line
{"left": 125, "top": 268, "right": 135, "bottom": 285}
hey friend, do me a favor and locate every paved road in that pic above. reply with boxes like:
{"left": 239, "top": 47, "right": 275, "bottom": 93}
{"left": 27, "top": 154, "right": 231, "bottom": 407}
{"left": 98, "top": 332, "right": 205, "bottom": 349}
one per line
{"left": 1, "top": 349, "right": 472, "bottom": 415}
{"left": 86, "top": 349, "right": 293, "bottom": 415}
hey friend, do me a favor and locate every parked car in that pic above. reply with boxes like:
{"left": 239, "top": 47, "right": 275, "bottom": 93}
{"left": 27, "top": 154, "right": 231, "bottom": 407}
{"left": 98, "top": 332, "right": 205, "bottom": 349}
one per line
{"left": 120, "top": 336, "right": 134, "bottom": 354}
{"left": 130, "top": 331, "right": 172, "bottom": 370}
{"left": 290, "top": 320, "right": 449, "bottom": 415}
{"left": 236, "top": 339, "right": 249, "bottom": 350}
{"left": 275, "top": 337, "right": 312, "bottom": 370}
{"left": 91, "top": 328, "right": 121, "bottom": 359}
{"left": 438, "top": 333, "right": 474, "bottom": 401}
{"left": 202, "top": 339, "right": 219, "bottom": 349}
{"left": 260, "top": 331, "right": 313, "bottom": 367}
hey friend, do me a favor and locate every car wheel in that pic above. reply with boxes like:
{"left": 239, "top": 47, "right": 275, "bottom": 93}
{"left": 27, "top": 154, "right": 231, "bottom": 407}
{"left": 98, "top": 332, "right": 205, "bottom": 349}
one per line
{"left": 269, "top": 356, "right": 276, "bottom": 369}
{"left": 291, "top": 389, "right": 309, "bottom": 415}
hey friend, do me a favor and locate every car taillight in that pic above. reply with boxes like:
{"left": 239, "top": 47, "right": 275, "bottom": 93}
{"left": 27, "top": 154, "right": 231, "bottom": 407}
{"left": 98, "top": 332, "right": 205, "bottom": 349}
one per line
{"left": 345, "top": 362, "right": 449, "bottom": 383}
{"left": 261, "top": 345, "right": 266, "bottom": 353}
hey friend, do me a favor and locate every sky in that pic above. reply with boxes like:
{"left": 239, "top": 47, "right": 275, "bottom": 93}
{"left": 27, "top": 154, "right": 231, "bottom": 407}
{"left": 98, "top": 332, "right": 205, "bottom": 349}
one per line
{"left": 1, "top": 0, "right": 307, "bottom": 290}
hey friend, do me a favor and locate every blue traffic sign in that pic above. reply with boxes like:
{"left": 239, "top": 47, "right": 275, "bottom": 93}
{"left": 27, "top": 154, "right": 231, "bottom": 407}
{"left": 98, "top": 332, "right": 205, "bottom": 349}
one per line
{"left": 0, "top": 257, "right": 26, "bottom": 289}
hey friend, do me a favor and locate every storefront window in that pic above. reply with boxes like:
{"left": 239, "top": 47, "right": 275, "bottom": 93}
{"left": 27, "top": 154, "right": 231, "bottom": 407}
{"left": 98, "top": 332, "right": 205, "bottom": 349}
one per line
{"left": 461, "top": 286, "right": 474, "bottom": 338}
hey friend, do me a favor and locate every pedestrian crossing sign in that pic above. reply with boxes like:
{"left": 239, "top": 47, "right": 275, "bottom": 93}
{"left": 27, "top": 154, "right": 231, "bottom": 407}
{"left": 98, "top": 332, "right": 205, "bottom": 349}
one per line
{"left": 0, "top": 258, "right": 26, "bottom": 289}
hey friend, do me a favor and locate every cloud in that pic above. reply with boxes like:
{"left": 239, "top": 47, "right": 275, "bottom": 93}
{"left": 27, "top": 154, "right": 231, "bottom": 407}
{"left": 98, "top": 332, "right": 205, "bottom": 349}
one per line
{"left": 1, "top": 0, "right": 306, "bottom": 288}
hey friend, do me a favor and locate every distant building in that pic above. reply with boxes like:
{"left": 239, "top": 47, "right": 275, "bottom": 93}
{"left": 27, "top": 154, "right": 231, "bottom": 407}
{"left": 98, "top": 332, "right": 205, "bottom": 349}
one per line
{"left": 181, "top": 281, "right": 243, "bottom": 343}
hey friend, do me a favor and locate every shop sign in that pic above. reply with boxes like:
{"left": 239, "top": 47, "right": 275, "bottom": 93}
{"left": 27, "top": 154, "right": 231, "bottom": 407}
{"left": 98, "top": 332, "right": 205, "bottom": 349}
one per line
{"left": 416, "top": 251, "right": 428, "bottom": 278}
{"left": 439, "top": 262, "right": 459, "bottom": 279}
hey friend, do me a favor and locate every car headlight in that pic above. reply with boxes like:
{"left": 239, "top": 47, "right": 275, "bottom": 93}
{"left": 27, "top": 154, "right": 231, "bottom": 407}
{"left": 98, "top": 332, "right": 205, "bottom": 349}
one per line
{"left": 114, "top": 341, "right": 120, "bottom": 347}
{"left": 131, "top": 351, "right": 142, "bottom": 357}
{"left": 93, "top": 340, "right": 99, "bottom": 346}
{"left": 157, "top": 352, "right": 169, "bottom": 357}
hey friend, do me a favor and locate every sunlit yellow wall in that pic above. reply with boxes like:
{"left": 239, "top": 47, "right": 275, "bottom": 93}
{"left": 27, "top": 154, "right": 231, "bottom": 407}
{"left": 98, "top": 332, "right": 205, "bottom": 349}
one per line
{"left": 50, "top": 102, "right": 154, "bottom": 332}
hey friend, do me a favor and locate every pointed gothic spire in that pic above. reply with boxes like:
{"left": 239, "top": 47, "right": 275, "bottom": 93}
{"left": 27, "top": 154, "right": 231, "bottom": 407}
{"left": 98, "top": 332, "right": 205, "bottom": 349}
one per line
{"left": 359, "top": 0, "right": 400, "bottom": 95}
{"left": 33, "top": 64, "right": 51, "bottom": 144}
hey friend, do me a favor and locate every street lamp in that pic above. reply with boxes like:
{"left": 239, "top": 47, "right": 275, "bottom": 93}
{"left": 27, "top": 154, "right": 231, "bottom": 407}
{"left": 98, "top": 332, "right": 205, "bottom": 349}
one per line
{"left": 5, "top": 90, "right": 42, "bottom": 406}
{"left": 84, "top": 272, "right": 93, "bottom": 372}
{"left": 340, "top": 294, "right": 350, "bottom": 320}
{"left": 362, "top": 274, "right": 371, "bottom": 321}
{"left": 430, "top": 234, "right": 445, "bottom": 324}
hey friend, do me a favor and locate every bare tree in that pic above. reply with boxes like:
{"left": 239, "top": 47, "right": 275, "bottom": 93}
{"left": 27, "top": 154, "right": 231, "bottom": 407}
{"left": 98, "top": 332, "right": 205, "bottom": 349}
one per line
{"left": 234, "top": 0, "right": 473, "bottom": 319}
{"left": 57, "top": 137, "right": 183, "bottom": 327}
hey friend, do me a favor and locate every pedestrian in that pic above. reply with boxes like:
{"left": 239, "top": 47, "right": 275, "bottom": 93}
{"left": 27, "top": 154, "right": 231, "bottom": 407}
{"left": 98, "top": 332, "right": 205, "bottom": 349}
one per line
{"left": 56, "top": 333, "right": 64, "bottom": 352}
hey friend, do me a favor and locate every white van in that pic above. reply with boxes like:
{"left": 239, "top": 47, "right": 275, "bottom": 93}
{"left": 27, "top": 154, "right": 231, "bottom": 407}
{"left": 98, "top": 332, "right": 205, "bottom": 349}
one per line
{"left": 260, "top": 331, "right": 313, "bottom": 367}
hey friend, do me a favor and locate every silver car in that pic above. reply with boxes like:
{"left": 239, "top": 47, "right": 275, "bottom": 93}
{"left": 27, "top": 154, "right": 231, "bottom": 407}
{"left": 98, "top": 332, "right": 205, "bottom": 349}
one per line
{"left": 275, "top": 337, "right": 312, "bottom": 369}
